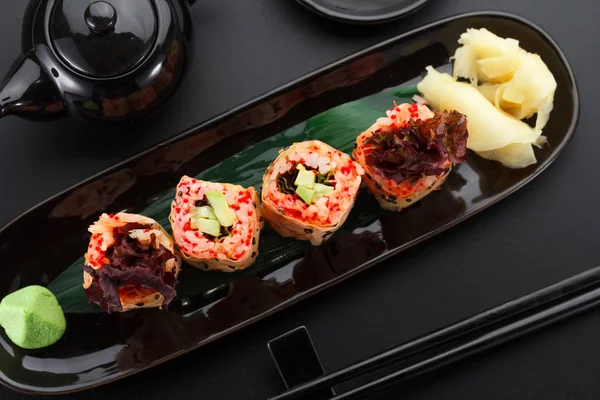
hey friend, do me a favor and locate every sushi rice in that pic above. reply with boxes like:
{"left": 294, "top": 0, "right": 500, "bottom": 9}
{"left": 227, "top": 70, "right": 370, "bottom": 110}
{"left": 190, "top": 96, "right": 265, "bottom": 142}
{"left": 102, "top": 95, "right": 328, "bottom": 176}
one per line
{"left": 262, "top": 140, "right": 364, "bottom": 245}
{"left": 170, "top": 177, "right": 263, "bottom": 272}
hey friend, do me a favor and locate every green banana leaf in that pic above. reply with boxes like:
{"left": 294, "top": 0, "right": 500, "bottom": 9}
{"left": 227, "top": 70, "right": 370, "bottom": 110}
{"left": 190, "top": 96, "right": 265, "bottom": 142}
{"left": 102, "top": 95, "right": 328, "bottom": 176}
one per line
{"left": 48, "top": 85, "right": 420, "bottom": 313}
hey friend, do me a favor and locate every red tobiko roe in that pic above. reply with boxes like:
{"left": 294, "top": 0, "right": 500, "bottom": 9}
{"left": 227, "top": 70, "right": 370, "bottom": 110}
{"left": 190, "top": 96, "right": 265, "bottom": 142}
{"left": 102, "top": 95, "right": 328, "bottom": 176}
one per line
{"left": 238, "top": 191, "right": 252, "bottom": 204}
{"left": 280, "top": 208, "right": 302, "bottom": 220}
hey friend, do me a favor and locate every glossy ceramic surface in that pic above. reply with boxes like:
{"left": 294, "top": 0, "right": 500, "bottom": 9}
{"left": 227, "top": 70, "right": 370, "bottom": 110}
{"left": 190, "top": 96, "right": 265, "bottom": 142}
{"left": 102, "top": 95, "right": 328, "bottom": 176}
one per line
{"left": 0, "top": 12, "right": 579, "bottom": 395}
{"left": 50, "top": 0, "right": 158, "bottom": 78}
{"left": 0, "top": 0, "right": 193, "bottom": 121}
{"left": 297, "top": 0, "right": 431, "bottom": 25}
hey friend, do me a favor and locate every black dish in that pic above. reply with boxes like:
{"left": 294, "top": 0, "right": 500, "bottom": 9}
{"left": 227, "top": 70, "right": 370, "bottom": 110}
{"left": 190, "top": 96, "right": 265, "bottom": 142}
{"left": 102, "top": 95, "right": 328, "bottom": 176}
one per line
{"left": 296, "top": 0, "right": 431, "bottom": 25}
{"left": 0, "top": 12, "right": 579, "bottom": 395}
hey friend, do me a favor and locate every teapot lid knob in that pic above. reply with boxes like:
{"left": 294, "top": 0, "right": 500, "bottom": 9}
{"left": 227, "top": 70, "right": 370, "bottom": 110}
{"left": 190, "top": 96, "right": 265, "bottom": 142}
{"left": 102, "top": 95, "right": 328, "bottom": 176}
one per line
{"left": 84, "top": 2, "right": 117, "bottom": 33}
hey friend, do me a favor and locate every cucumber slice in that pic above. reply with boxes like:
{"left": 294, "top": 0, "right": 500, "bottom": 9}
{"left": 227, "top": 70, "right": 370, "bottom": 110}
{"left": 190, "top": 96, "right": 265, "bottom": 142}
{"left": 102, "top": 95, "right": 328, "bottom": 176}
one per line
{"left": 191, "top": 206, "right": 218, "bottom": 221}
{"left": 296, "top": 186, "right": 315, "bottom": 204}
{"left": 195, "top": 219, "right": 221, "bottom": 237}
{"left": 294, "top": 170, "right": 315, "bottom": 189}
{"left": 314, "top": 183, "right": 334, "bottom": 195}
{"left": 205, "top": 192, "right": 236, "bottom": 227}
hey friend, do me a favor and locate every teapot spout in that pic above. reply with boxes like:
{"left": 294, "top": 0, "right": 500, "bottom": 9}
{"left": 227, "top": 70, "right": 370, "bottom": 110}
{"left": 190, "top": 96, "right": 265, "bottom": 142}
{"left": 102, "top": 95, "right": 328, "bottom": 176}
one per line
{"left": 0, "top": 52, "right": 67, "bottom": 121}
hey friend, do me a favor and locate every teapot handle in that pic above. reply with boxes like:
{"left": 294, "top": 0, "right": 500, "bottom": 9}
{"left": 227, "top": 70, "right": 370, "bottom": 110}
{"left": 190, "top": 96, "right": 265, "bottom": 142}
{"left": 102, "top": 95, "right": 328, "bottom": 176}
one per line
{"left": 0, "top": 52, "right": 67, "bottom": 121}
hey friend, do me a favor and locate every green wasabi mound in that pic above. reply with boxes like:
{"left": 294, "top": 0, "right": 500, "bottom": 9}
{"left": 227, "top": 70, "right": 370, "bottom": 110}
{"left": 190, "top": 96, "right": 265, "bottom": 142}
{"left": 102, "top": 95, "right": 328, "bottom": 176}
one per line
{"left": 0, "top": 286, "right": 66, "bottom": 349}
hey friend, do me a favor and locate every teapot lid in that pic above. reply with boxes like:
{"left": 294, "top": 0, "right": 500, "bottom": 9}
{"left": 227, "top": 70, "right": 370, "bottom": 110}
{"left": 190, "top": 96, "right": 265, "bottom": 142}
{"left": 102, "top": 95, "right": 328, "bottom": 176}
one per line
{"left": 49, "top": 0, "right": 157, "bottom": 78}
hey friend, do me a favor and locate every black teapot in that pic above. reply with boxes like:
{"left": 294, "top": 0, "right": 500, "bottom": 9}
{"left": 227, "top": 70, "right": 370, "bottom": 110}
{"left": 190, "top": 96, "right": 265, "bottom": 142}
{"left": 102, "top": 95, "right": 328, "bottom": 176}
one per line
{"left": 0, "top": 0, "right": 193, "bottom": 121}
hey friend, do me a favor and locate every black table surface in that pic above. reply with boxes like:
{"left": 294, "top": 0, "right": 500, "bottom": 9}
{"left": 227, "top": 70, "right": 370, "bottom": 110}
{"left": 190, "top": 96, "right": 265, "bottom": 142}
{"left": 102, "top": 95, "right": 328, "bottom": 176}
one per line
{"left": 1, "top": 0, "right": 598, "bottom": 399}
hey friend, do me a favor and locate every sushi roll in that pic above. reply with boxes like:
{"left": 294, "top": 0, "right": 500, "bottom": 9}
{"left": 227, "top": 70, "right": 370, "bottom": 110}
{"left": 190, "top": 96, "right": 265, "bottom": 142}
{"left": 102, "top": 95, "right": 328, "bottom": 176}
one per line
{"left": 170, "top": 176, "right": 263, "bottom": 272}
{"left": 261, "top": 140, "right": 364, "bottom": 246}
{"left": 353, "top": 103, "right": 468, "bottom": 211}
{"left": 82, "top": 213, "right": 181, "bottom": 313}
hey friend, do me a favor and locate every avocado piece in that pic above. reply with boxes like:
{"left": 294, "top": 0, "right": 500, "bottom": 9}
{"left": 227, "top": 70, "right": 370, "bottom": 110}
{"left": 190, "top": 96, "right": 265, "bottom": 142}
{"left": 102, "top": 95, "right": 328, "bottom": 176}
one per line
{"left": 296, "top": 164, "right": 306, "bottom": 171}
{"left": 0, "top": 286, "right": 66, "bottom": 349}
{"left": 294, "top": 170, "right": 315, "bottom": 189}
{"left": 205, "top": 192, "right": 236, "bottom": 227}
{"left": 191, "top": 206, "right": 219, "bottom": 230}
{"left": 314, "top": 183, "right": 334, "bottom": 195}
{"left": 296, "top": 186, "right": 315, "bottom": 204}
{"left": 191, "top": 206, "right": 218, "bottom": 220}
{"left": 195, "top": 218, "right": 221, "bottom": 237}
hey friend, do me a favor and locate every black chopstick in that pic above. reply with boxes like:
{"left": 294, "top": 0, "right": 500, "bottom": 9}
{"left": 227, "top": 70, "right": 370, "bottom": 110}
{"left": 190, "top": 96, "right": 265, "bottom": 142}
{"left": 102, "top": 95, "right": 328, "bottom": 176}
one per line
{"left": 332, "top": 283, "right": 600, "bottom": 399}
{"left": 269, "top": 265, "right": 600, "bottom": 400}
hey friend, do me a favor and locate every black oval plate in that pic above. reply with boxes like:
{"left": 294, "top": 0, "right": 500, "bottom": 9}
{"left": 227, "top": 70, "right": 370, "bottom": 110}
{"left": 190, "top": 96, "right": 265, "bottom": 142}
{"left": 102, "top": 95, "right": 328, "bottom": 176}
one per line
{"left": 0, "top": 12, "right": 579, "bottom": 395}
{"left": 296, "top": 0, "right": 431, "bottom": 25}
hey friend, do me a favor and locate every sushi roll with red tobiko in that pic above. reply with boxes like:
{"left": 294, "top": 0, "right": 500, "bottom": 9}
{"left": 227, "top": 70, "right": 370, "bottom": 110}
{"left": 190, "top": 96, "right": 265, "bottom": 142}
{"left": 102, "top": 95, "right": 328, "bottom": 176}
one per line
{"left": 83, "top": 213, "right": 181, "bottom": 313}
{"left": 353, "top": 103, "right": 468, "bottom": 210}
{"left": 262, "top": 140, "right": 364, "bottom": 245}
{"left": 170, "top": 177, "right": 263, "bottom": 272}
